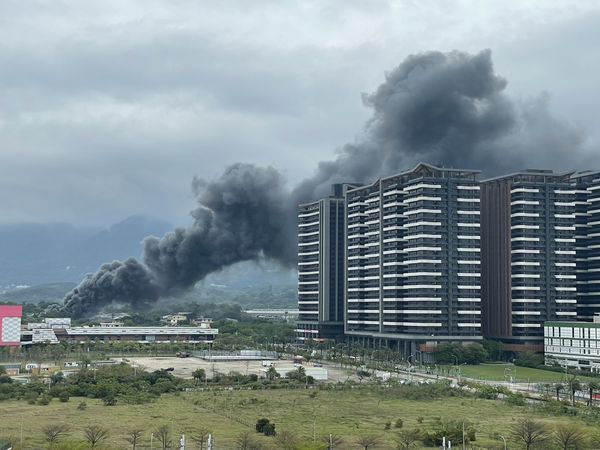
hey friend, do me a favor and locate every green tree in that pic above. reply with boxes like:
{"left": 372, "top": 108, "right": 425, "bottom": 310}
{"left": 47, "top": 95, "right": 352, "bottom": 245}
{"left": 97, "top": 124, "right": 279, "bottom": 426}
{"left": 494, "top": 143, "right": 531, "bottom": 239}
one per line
{"left": 50, "top": 371, "right": 65, "bottom": 385}
{"left": 266, "top": 366, "right": 279, "bottom": 381}
{"left": 192, "top": 368, "right": 206, "bottom": 385}
{"left": 255, "top": 418, "right": 271, "bottom": 433}
{"left": 58, "top": 390, "right": 70, "bottom": 402}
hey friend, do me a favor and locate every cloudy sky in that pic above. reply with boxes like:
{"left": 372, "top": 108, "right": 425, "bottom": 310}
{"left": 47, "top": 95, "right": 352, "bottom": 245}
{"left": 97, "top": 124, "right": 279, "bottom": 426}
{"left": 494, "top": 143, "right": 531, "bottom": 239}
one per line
{"left": 1, "top": 1, "right": 599, "bottom": 227}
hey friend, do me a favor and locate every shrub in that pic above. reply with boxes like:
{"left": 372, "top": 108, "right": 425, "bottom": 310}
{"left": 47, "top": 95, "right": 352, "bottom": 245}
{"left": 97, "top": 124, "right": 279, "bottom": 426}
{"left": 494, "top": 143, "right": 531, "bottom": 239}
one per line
{"left": 256, "top": 418, "right": 271, "bottom": 433}
{"left": 384, "top": 421, "right": 391, "bottom": 430}
{"left": 77, "top": 401, "right": 87, "bottom": 410}
{"left": 103, "top": 395, "right": 117, "bottom": 406}
{"left": 37, "top": 394, "right": 51, "bottom": 405}
{"left": 263, "top": 422, "right": 277, "bottom": 436}
{"left": 395, "top": 418, "right": 404, "bottom": 429}
{"left": 505, "top": 393, "right": 526, "bottom": 406}
{"left": 58, "top": 390, "right": 70, "bottom": 403}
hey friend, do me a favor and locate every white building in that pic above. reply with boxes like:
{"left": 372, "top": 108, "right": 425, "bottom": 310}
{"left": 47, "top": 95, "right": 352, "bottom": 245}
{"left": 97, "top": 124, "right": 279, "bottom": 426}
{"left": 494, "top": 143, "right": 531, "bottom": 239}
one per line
{"left": 544, "top": 318, "right": 600, "bottom": 371}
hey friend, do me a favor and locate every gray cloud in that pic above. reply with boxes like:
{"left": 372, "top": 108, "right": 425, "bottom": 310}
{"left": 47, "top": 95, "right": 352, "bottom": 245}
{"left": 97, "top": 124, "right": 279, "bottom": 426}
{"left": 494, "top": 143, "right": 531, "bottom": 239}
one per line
{"left": 3, "top": 2, "right": 599, "bottom": 226}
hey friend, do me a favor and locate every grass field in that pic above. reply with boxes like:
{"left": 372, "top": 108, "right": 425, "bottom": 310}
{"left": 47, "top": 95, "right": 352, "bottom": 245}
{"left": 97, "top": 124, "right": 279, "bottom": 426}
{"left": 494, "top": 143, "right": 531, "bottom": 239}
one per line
{"left": 0, "top": 387, "right": 598, "bottom": 449}
{"left": 458, "top": 363, "right": 597, "bottom": 383}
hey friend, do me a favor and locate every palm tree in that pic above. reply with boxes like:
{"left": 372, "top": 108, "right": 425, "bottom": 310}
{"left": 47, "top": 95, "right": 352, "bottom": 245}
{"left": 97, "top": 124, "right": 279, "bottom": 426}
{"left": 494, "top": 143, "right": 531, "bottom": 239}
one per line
{"left": 569, "top": 378, "right": 582, "bottom": 406}
{"left": 83, "top": 425, "right": 109, "bottom": 449}
{"left": 41, "top": 424, "right": 69, "bottom": 447}
{"left": 587, "top": 381, "right": 600, "bottom": 406}
{"left": 554, "top": 382, "right": 564, "bottom": 401}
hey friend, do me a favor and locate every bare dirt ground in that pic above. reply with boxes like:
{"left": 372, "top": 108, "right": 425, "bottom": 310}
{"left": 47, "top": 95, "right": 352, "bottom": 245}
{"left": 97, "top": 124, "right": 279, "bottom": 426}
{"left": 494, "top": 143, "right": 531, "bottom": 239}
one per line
{"left": 114, "top": 356, "right": 356, "bottom": 382}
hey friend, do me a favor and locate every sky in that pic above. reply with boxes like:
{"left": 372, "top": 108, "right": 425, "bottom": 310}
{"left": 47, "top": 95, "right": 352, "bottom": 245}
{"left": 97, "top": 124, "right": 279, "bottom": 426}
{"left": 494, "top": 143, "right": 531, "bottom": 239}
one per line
{"left": 1, "top": 1, "right": 600, "bottom": 227}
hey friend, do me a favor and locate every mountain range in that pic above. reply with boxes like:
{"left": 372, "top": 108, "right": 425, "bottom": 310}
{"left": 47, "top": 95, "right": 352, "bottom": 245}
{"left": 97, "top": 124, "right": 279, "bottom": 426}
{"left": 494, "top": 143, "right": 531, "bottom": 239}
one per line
{"left": 0, "top": 215, "right": 297, "bottom": 305}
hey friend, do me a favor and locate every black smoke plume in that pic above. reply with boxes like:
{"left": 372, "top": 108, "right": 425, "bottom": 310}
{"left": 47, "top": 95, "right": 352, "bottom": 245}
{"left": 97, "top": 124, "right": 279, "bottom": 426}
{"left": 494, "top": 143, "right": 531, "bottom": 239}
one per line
{"left": 61, "top": 164, "right": 294, "bottom": 316}
{"left": 60, "top": 49, "right": 591, "bottom": 316}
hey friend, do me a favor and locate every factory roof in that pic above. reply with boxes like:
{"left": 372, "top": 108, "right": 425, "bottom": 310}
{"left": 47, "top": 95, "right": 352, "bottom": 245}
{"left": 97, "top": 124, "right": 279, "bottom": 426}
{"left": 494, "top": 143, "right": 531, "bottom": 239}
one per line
{"left": 65, "top": 326, "right": 217, "bottom": 336}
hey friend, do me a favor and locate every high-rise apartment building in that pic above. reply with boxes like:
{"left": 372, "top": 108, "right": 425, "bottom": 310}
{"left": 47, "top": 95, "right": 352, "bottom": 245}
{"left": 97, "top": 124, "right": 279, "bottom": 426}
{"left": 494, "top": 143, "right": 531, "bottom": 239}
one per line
{"left": 296, "top": 184, "right": 354, "bottom": 342}
{"left": 344, "top": 163, "right": 482, "bottom": 354}
{"left": 571, "top": 171, "right": 600, "bottom": 321}
{"left": 481, "top": 170, "right": 577, "bottom": 348}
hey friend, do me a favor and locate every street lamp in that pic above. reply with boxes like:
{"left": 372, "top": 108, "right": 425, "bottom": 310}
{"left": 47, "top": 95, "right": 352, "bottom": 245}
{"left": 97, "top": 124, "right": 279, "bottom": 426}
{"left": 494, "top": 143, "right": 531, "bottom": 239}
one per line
{"left": 499, "top": 434, "right": 507, "bottom": 450}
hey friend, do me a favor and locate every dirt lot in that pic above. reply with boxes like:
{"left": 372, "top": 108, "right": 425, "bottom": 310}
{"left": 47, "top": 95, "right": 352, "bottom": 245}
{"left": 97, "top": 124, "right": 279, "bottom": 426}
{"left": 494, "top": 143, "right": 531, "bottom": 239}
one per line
{"left": 114, "top": 356, "right": 356, "bottom": 382}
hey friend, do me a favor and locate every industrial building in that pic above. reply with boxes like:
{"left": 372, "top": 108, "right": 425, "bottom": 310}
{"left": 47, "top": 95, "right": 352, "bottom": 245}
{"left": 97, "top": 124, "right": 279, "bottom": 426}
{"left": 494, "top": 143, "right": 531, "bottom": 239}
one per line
{"left": 19, "top": 319, "right": 218, "bottom": 345}
{"left": 481, "top": 170, "right": 577, "bottom": 351}
{"left": 343, "top": 163, "right": 482, "bottom": 355}
{"left": 296, "top": 183, "right": 357, "bottom": 342}
{"left": 57, "top": 324, "right": 217, "bottom": 344}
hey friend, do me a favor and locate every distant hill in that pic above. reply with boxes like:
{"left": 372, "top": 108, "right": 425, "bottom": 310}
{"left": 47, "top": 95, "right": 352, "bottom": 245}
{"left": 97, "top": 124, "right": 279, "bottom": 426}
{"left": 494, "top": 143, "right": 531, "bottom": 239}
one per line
{"left": 0, "top": 215, "right": 172, "bottom": 285}
{"left": 0, "top": 282, "right": 76, "bottom": 304}
{"left": 169, "top": 283, "right": 297, "bottom": 309}
{"left": 0, "top": 280, "right": 297, "bottom": 309}
{"left": 0, "top": 215, "right": 298, "bottom": 307}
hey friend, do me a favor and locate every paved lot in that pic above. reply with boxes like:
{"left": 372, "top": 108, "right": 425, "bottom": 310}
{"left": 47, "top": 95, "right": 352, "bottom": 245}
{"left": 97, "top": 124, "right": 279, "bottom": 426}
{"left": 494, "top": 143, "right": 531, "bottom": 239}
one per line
{"left": 114, "top": 356, "right": 357, "bottom": 382}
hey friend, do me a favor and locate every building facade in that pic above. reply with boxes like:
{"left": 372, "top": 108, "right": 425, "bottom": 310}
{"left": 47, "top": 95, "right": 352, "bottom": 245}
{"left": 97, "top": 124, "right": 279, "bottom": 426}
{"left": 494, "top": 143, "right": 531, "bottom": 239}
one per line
{"left": 571, "top": 171, "right": 600, "bottom": 321}
{"left": 544, "top": 319, "right": 600, "bottom": 371}
{"left": 0, "top": 305, "right": 22, "bottom": 347}
{"left": 481, "top": 170, "right": 577, "bottom": 349}
{"left": 296, "top": 184, "right": 353, "bottom": 342}
{"left": 344, "top": 163, "right": 482, "bottom": 355}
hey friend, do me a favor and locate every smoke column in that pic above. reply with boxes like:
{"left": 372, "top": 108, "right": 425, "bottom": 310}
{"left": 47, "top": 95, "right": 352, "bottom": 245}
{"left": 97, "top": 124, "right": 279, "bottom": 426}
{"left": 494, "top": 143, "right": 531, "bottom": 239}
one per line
{"left": 60, "top": 49, "right": 591, "bottom": 316}
{"left": 61, "top": 164, "right": 295, "bottom": 317}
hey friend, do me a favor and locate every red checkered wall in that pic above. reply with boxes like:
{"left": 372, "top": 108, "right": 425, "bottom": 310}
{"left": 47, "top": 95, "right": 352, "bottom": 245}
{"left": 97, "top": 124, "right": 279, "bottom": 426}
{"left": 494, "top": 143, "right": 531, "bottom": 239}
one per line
{"left": 0, "top": 305, "right": 22, "bottom": 347}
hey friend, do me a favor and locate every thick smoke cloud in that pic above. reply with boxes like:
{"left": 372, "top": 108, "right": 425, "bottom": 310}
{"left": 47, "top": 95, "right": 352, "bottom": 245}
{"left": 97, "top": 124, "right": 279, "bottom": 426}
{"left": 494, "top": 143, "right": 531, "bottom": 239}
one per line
{"left": 61, "top": 164, "right": 294, "bottom": 316}
{"left": 61, "top": 49, "right": 591, "bottom": 316}
{"left": 293, "top": 49, "right": 587, "bottom": 201}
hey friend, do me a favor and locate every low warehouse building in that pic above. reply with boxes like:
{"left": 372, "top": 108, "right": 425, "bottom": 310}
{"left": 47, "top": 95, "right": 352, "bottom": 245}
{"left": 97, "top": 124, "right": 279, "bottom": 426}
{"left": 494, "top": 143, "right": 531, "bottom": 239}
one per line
{"left": 56, "top": 324, "right": 218, "bottom": 344}
{"left": 20, "top": 319, "right": 218, "bottom": 345}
